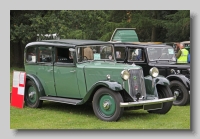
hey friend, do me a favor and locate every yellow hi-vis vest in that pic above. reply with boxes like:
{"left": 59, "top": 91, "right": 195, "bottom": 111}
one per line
{"left": 177, "top": 49, "right": 189, "bottom": 63}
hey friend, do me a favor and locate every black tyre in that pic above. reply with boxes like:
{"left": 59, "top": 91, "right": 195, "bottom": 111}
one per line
{"left": 92, "top": 87, "right": 124, "bottom": 121}
{"left": 148, "top": 85, "right": 173, "bottom": 114}
{"left": 169, "top": 80, "right": 189, "bottom": 106}
{"left": 25, "top": 80, "right": 43, "bottom": 108}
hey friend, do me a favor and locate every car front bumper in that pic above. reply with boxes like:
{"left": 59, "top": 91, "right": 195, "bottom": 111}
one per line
{"left": 120, "top": 95, "right": 177, "bottom": 108}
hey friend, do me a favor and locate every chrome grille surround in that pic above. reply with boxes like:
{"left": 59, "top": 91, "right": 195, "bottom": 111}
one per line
{"left": 128, "top": 69, "right": 146, "bottom": 100}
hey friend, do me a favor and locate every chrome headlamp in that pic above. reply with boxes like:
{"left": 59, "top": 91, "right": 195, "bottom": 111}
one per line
{"left": 121, "top": 70, "right": 130, "bottom": 81}
{"left": 149, "top": 67, "right": 159, "bottom": 78}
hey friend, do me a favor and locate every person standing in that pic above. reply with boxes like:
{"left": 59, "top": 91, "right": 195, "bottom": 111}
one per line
{"left": 84, "top": 46, "right": 94, "bottom": 60}
{"left": 176, "top": 43, "right": 189, "bottom": 63}
{"left": 175, "top": 43, "right": 180, "bottom": 53}
{"left": 188, "top": 53, "right": 190, "bottom": 63}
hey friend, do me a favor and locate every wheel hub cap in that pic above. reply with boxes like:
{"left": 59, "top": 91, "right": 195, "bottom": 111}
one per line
{"left": 29, "top": 91, "right": 35, "bottom": 98}
{"left": 103, "top": 101, "right": 110, "bottom": 110}
{"left": 174, "top": 90, "right": 179, "bottom": 98}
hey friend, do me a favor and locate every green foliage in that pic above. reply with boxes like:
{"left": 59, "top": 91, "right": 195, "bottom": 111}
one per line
{"left": 129, "top": 10, "right": 180, "bottom": 42}
{"left": 163, "top": 10, "right": 190, "bottom": 41}
{"left": 10, "top": 10, "right": 190, "bottom": 67}
{"left": 10, "top": 10, "right": 190, "bottom": 43}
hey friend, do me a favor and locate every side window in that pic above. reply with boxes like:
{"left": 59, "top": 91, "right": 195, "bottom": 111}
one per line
{"left": 114, "top": 47, "right": 126, "bottom": 61}
{"left": 56, "top": 47, "right": 73, "bottom": 63}
{"left": 128, "top": 48, "right": 144, "bottom": 62}
{"left": 26, "top": 47, "right": 36, "bottom": 63}
{"left": 38, "top": 46, "right": 52, "bottom": 62}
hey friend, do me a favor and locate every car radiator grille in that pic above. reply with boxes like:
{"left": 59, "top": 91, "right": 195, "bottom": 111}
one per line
{"left": 128, "top": 69, "right": 146, "bottom": 100}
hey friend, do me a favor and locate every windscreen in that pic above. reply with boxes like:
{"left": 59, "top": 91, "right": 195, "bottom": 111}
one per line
{"left": 147, "top": 47, "right": 176, "bottom": 62}
{"left": 76, "top": 44, "right": 115, "bottom": 63}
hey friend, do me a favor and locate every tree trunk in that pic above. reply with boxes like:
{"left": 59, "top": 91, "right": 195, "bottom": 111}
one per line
{"left": 10, "top": 40, "right": 24, "bottom": 68}
{"left": 151, "top": 10, "right": 157, "bottom": 42}
{"left": 18, "top": 41, "right": 25, "bottom": 68}
{"left": 151, "top": 26, "right": 156, "bottom": 42}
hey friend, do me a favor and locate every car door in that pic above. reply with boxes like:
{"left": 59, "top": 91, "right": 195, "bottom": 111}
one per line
{"left": 53, "top": 47, "right": 81, "bottom": 98}
{"left": 36, "top": 46, "right": 56, "bottom": 96}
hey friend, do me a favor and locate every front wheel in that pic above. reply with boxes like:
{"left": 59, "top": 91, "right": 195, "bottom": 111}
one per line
{"left": 25, "top": 80, "right": 43, "bottom": 108}
{"left": 169, "top": 80, "right": 189, "bottom": 106}
{"left": 148, "top": 85, "right": 173, "bottom": 114}
{"left": 92, "top": 87, "right": 124, "bottom": 122}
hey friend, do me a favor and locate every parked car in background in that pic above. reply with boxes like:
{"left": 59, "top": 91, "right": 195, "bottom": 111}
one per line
{"left": 24, "top": 39, "right": 177, "bottom": 122}
{"left": 112, "top": 42, "right": 190, "bottom": 106}
{"left": 164, "top": 41, "right": 190, "bottom": 55}
{"left": 109, "top": 28, "right": 162, "bottom": 44}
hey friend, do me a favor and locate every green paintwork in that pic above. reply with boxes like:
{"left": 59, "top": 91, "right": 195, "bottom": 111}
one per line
{"left": 36, "top": 64, "right": 56, "bottom": 96}
{"left": 25, "top": 64, "right": 55, "bottom": 96}
{"left": 54, "top": 65, "right": 81, "bottom": 98}
{"left": 25, "top": 58, "right": 169, "bottom": 104}
{"left": 81, "top": 61, "right": 140, "bottom": 93}
{"left": 110, "top": 28, "right": 139, "bottom": 42}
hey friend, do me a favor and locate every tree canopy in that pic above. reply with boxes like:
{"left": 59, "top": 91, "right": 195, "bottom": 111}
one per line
{"left": 10, "top": 10, "right": 190, "bottom": 67}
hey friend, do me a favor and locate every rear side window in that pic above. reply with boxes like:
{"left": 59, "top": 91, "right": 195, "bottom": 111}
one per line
{"left": 26, "top": 47, "right": 36, "bottom": 63}
{"left": 114, "top": 47, "right": 126, "bottom": 61}
{"left": 55, "top": 47, "right": 73, "bottom": 63}
{"left": 38, "top": 46, "right": 52, "bottom": 63}
{"left": 128, "top": 48, "right": 144, "bottom": 62}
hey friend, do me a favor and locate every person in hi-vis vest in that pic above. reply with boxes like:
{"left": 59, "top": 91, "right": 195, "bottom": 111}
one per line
{"left": 176, "top": 43, "right": 189, "bottom": 63}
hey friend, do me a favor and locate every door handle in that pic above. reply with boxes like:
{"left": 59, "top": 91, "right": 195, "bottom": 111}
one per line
{"left": 70, "top": 70, "right": 76, "bottom": 73}
{"left": 48, "top": 69, "right": 53, "bottom": 72}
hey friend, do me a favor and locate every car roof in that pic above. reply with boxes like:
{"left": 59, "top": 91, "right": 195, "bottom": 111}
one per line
{"left": 25, "top": 39, "right": 110, "bottom": 48}
{"left": 181, "top": 41, "right": 190, "bottom": 44}
{"left": 112, "top": 42, "right": 173, "bottom": 48}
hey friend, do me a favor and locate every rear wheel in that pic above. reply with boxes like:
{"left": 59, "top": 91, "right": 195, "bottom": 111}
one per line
{"left": 25, "top": 80, "right": 43, "bottom": 108}
{"left": 148, "top": 85, "right": 173, "bottom": 114}
{"left": 92, "top": 87, "right": 124, "bottom": 121}
{"left": 169, "top": 80, "right": 189, "bottom": 106}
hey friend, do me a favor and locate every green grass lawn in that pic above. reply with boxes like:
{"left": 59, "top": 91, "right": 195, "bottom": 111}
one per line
{"left": 10, "top": 67, "right": 190, "bottom": 129}
{"left": 10, "top": 102, "right": 190, "bottom": 129}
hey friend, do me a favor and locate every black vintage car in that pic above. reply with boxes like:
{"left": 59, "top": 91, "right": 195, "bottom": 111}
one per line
{"left": 112, "top": 42, "right": 190, "bottom": 106}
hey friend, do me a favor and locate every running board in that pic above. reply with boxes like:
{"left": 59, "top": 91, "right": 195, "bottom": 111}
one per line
{"left": 39, "top": 96, "right": 82, "bottom": 105}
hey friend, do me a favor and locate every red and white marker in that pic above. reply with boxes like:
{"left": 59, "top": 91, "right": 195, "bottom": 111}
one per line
{"left": 11, "top": 71, "right": 26, "bottom": 109}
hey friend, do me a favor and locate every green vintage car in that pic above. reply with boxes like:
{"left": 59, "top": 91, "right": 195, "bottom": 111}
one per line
{"left": 24, "top": 39, "right": 177, "bottom": 121}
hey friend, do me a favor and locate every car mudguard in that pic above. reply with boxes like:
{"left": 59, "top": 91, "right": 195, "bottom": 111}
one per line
{"left": 81, "top": 80, "right": 124, "bottom": 104}
{"left": 26, "top": 74, "right": 46, "bottom": 96}
{"left": 89, "top": 80, "right": 123, "bottom": 92}
{"left": 144, "top": 75, "right": 170, "bottom": 95}
{"left": 166, "top": 74, "right": 190, "bottom": 90}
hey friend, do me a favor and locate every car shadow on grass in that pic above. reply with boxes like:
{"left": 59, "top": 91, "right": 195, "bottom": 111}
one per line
{"left": 37, "top": 101, "right": 153, "bottom": 120}
{"left": 40, "top": 101, "right": 95, "bottom": 116}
